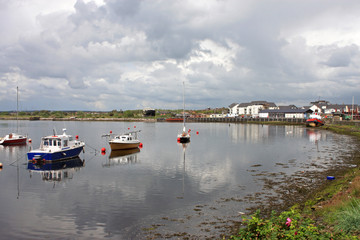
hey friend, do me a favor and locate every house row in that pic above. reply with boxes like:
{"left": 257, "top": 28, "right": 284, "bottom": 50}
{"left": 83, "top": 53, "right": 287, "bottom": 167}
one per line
{"left": 228, "top": 100, "right": 359, "bottom": 119}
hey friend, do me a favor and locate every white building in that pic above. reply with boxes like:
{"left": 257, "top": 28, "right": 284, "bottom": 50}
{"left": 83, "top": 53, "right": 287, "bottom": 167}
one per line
{"left": 229, "top": 101, "right": 277, "bottom": 118}
{"left": 259, "top": 109, "right": 312, "bottom": 119}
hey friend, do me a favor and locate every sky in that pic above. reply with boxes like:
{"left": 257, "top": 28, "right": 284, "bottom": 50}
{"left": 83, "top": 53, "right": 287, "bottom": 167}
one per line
{"left": 1, "top": 0, "right": 359, "bottom": 111}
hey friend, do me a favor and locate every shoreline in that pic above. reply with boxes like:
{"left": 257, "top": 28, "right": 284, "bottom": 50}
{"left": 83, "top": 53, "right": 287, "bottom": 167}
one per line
{"left": 225, "top": 122, "right": 360, "bottom": 239}
{"left": 2, "top": 116, "right": 359, "bottom": 126}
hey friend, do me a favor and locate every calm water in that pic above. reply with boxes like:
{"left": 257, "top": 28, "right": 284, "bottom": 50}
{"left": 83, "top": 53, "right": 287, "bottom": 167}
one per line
{"left": 0, "top": 120, "right": 358, "bottom": 239}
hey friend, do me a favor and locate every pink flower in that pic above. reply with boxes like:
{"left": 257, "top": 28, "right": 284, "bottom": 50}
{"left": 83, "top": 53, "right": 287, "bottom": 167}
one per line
{"left": 285, "top": 218, "right": 292, "bottom": 227}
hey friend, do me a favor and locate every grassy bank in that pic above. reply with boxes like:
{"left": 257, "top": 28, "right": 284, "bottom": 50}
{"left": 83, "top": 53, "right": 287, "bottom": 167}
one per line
{"left": 227, "top": 123, "right": 360, "bottom": 239}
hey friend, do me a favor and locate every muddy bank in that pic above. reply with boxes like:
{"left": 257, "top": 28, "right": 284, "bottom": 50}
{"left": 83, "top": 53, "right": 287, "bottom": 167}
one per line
{"left": 141, "top": 127, "right": 360, "bottom": 239}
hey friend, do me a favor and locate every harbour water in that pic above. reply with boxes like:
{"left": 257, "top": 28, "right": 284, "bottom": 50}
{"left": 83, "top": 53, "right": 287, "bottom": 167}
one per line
{"left": 0, "top": 120, "right": 359, "bottom": 239}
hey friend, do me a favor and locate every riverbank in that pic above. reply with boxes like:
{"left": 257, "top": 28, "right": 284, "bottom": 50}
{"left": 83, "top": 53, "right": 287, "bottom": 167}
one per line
{"left": 228, "top": 122, "right": 360, "bottom": 239}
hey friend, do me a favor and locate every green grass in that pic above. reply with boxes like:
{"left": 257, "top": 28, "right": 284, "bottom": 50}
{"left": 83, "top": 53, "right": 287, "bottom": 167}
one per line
{"left": 335, "top": 199, "right": 360, "bottom": 234}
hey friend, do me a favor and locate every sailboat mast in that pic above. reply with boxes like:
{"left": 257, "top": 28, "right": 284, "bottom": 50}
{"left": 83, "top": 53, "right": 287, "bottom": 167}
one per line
{"left": 182, "top": 81, "right": 185, "bottom": 130}
{"left": 16, "top": 86, "right": 19, "bottom": 133}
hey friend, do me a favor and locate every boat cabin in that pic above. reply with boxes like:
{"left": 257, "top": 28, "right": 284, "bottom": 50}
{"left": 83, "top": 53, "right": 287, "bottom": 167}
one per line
{"left": 115, "top": 134, "right": 135, "bottom": 142}
{"left": 38, "top": 130, "right": 81, "bottom": 152}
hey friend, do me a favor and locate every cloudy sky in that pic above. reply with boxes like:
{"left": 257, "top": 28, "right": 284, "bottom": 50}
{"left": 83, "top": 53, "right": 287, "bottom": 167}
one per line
{"left": 1, "top": 0, "right": 359, "bottom": 111}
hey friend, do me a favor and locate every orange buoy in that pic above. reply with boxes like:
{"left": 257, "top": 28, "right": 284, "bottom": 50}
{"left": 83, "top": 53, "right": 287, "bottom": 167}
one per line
{"left": 139, "top": 142, "right": 143, "bottom": 148}
{"left": 101, "top": 147, "right": 106, "bottom": 153}
{"left": 134, "top": 126, "right": 136, "bottom": 128}
{"left": 128, "top": 127, "right": 130, "bottom": 130}
{"left": 76, "top": 135, "right": 79, "bottom": 140}
{"left": 110, "top": 130, "right": 112, "bottom": 134}
{"left": 196, "top": 131, "right": 199, "bottom": 135}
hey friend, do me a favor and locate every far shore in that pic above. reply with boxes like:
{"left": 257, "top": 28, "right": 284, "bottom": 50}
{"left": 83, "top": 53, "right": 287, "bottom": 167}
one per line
{"left": 1, "top": 117, "right": 360, "bottom": 127}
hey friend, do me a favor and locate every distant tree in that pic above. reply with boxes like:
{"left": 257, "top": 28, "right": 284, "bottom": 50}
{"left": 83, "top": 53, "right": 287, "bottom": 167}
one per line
{"left": 123, "top": 110, "right": 134, "bottom": 118}
{"left": 39, "top": 110, "right": 51, "bottom": 118}
{"left": 53, "top": 111, "right": 64, "bottom": 118}
{"left": 76, "top": 111, "right": 85, "bottom": 118}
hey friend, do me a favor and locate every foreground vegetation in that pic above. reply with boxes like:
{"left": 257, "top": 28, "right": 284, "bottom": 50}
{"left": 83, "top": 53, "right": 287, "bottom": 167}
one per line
{"left": 228, "top": 123, "right": 360, "bottom": 239}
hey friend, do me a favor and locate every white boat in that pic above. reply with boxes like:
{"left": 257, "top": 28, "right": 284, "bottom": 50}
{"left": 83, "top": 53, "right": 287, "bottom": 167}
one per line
{"left": 106, "top": 130, "right": 141, "bottom": 150}
{"left": 0, "top": 87, "right": 27, "bottom": 145}
{"left": 0, "top": 133, "right": 27, "bottom": 145}
{"left": 177, "top": 82, "right": 190, "bottom": 143}
{"left": 27, "top": 128, "right": 85, "bottom": 161}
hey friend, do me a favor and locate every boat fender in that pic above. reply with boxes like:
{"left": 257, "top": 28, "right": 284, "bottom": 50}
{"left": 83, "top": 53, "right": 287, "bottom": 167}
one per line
{"left": 139, "top": 143, "right": 143, "bottom": 148}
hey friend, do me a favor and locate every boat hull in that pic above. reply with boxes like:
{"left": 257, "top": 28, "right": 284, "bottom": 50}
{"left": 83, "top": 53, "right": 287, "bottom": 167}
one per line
{"left": 178, "top": 136, "right": 190, "bottom": 143}
{"left": 109, "top": 142, "right": 140, "bottom": 150}
{"left": 1, "top": 137, "right": 27, "bottom": 145}
{"left": 27, "top": 145, "right": 84, "bottom": 161}
{"left": 306, "top": 118, "right": 324, "bottom": 127}
{"left": 166, "top": 118, "right": 183, "bottom": 122}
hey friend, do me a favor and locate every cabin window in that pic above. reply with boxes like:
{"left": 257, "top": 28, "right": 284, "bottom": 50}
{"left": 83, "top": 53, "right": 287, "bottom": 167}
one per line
{"left": 64, "top": 140, "right": 68, "bottom": 147}
{"left": 49, "top": 140, "right": 52, "bottom": 146}
{"left": 44, "top": 140, "right": 49, "bottom": 146}
{"left": 58, "top": 140, "right": 61, "bottom": 147}
{"left": 53, "top": 140, "right": 57, "bottom": 146}
{"left": 69, "top": 137, "right": 73, "bottom": 141}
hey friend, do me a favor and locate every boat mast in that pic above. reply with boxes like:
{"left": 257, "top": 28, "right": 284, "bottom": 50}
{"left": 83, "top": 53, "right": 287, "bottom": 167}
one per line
{"left": 16, "top": 86, "right": 19, "bottom": 133}
{"left": 182, "top": 81, "right": 186, "bottom": 132}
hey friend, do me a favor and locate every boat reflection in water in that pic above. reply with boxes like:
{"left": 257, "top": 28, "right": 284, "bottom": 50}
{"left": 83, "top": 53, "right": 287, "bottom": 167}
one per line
{"left": 307, "top": 129, "right": 322, "bottom": 143}
{"left": 103, "top": 148, "right": 140, "bottom": 167}
{"left": 27, "top": 157, "right": 85, "bottom": 182}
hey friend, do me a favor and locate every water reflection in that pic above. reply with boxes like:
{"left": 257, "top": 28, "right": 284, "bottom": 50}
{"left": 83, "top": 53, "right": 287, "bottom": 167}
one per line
{"left": 178, "top": 142, "right": 188, "bottom": 198}
{"left": 103, "top": 148, "right": 140, "bottom": 167}
{"left": 228, "top": 124, "right": 309, "bottom": 143}
{"left": 307, "top": 129, "right": 322, "bottom": 143}
{"left": 27, "top": 157, "right": 85, "bottom": 182}
{"left": 0, "top": 144, "right": 28, "bottom": 160}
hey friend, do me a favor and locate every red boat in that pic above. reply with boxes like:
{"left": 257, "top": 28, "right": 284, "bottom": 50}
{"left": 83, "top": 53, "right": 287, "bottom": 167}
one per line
{"left": 306, "top": 114, "right": 324, "bottom": 127}
{"left": 0, "top": 87, "right": 28, "bottom": 145}
{"left": 0, "top": 133, "right": 27, "bottom": 145}
{"left": 166, "top": 117, "right": 183, "bottom": 122}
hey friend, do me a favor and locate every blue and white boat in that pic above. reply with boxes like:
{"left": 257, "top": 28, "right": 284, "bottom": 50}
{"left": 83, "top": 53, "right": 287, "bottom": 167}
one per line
{"left": 27, "top": 128, "right": 85, "bottom": 161}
